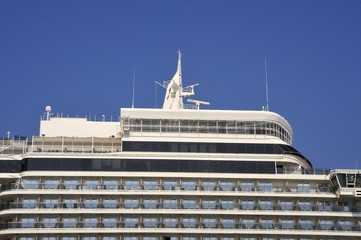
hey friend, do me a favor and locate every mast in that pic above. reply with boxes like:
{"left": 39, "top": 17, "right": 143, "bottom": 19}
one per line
{"left": 162, "top": 50, "right": 183, "bottom": 110}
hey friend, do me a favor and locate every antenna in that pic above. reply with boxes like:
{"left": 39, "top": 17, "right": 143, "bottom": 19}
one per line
{"left": 132, "top": 68, "right": 136, "bottom": 108}
{"left": 264, "top": 57, "right": 270, "bottom": 111}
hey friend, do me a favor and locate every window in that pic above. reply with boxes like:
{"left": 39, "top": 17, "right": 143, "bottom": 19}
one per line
{"left": 41, "top": 237, "right": 57, "bottom": 240}
{"left": 82, "top": 237, "right": 97, "bottom": 240}
{"left": 61, "top": 237, "right": 77, "bottom": 240}
{"left": 102, "top": 237, "right": 117, "bottom": 240}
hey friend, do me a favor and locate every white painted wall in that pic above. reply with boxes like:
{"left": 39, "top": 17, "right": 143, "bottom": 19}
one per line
{"left": 39, "top": 117, "right": 120, "bottom": 137}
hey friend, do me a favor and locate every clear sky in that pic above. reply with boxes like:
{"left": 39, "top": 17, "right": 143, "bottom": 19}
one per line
{"left": 0, "top": 1, "right": 360, "bottom": 170}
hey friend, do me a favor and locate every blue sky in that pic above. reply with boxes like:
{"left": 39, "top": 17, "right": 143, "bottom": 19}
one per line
{"left": 0, "top": 1, "right": 360, "bottom": 170}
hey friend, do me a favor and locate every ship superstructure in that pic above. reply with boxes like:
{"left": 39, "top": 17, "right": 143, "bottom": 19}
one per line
{"left": 1, "top": 52, "right": 361, "bottom": 240}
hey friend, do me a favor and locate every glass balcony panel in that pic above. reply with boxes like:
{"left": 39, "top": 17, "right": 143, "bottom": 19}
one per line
{"left": 103, "top": 217, "right": 117, "bottom": 228}
{"left": 260, "top": 219, "right": 273, "bottom": 229}
{"left": 144, "top": 199, "right": 158, "bottom": 209}
{"left": 242, "top": 219, "right": 255, "bottom": 229}
{"left": 103, "top": 180, "right": 118, "bottom": 190}
{"left": 241, "top": 200, "right": 255, "bottom": 210}
{"left": 298, "top": 201, "right": 311, "bottom": 211}
{"left": 61, "top": 237, "right": 77, "bottom": 240}
{"left": 144, "top": 218, "right": 157, "bottom": 228}
{"left": 44, "top": 199, "right": 58, "bottom": 208}
{"left": 297, "top": 184, "right": 310, "bottom": 193}
{"left": 299, "top": 220, "right": 313, "bottom": 230}
{"left": 23, "top": 199, "right": 37, "bottom": 208}
{"left": 163, "top": 218, "right": 177, "bottom": 228}
{"left": 164, "top": 199, "right": 178, "bottom": 209}
{"left": 144, "top": 180, "right": 158, "bottom": 190}
{"left": 124, "top": 237, "right": 139, "bottom": 240}
{"left": 339, "top": 220, "right": 352, "bottom": 231}
{"left": 41, "top": 237, "right": 57, "bottom": 240}
{"left": 318, "top": 202, "right": 331, "bottom": 211}
{"left": 63, "top": 180, "right": 79, "bottom": 189}
{"left": 319, "top": 220, "right": 333, "bottom": 230}
{"left": 222, "top": 219, "right": 235, "bottom": 229}
{"left": 221, "top": 200, "right": 235, "bottom": 209}
{"left": 103, "top": 199, "right": 118, "bottom": 208}
{"left": 259, "top": 200, "right": 273, "bottom": 210}
{"left": 258, "top": 182, "right": 272, "bottom": 192}
{"left": 124, "top": 199, "right": 140, "bottom": 209}
{"left": 82, "top": 237, "right": 97, "bottom": 240}
{"left": 125, "top": 180, "right": 140, "bottom": 190}
{"left": 84, "top": 199, "right": 98, "bottom": 208}
{"left": 182, "top": 218, "right": 196, "bottom": 228}
{"left": 202, "top": 200, "right": 217, "bottom": 209}
{"left": 182, "top": 199, "right": 196, "bottom": 209}
{"left": 102, "top": 237, "right": 117, "bottom": 240}
{"left": 203, "top": 218, "right": 217, "bottom": 228}
{"left": 163, "top": 180, "right": 177, "bottom": 190}
{"left": 22, "top": 179, "right": 39, "bottom": 189}
{"left": 63, "top": 218, "right": 77, "bottom": 228}
{"left": 124, "top": 217, "right": 139, "bottom": 227}
{"left": 84, "top": 218, "right": 98, "bottom": 228}
{"left": 240, "top": 182, "right": 254, "bottom": 191}
{"left": 44, "top": 180, "right": 60, "bottom": 189}
{"left": 220, "top": 181, "right": 234, "bottom": 191}
{"left": 20, "top": 218, "right": 36, "bottom": 228}
{"left": 182, "top": 181, "right": 196, "bottom": 190}
{"left": 84, "top": 180, "right": 99, "bottom": 190}
{"left": 281, "top": 219, "right": 294, "bottom": 229}
{"left": 43, "top": 218, "right": 57, "bottom": 228}
{"left": 64, "top": 199, "right": 77, "bottom": 208}
{"left": 202, "top": 181, "right": 216, "bottom": 191}
{"left": 279, "top": 201, "right": 293, "bottom": 210}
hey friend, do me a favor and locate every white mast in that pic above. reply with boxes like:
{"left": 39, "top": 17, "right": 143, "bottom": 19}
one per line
{"left": 162, "top": 50, "right": 183, "bottom": 110}
{"left": 264, "top": 57, "right": 270, "bottom": 111}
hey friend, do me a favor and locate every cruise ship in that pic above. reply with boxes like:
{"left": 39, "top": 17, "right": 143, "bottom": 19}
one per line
{"left": 1, "top": 52, "right": 361, "bottom": 240}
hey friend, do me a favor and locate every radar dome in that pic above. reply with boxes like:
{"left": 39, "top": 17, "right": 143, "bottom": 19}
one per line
{"left": 45, "top": 106, "right": 52, "bottom": 113}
